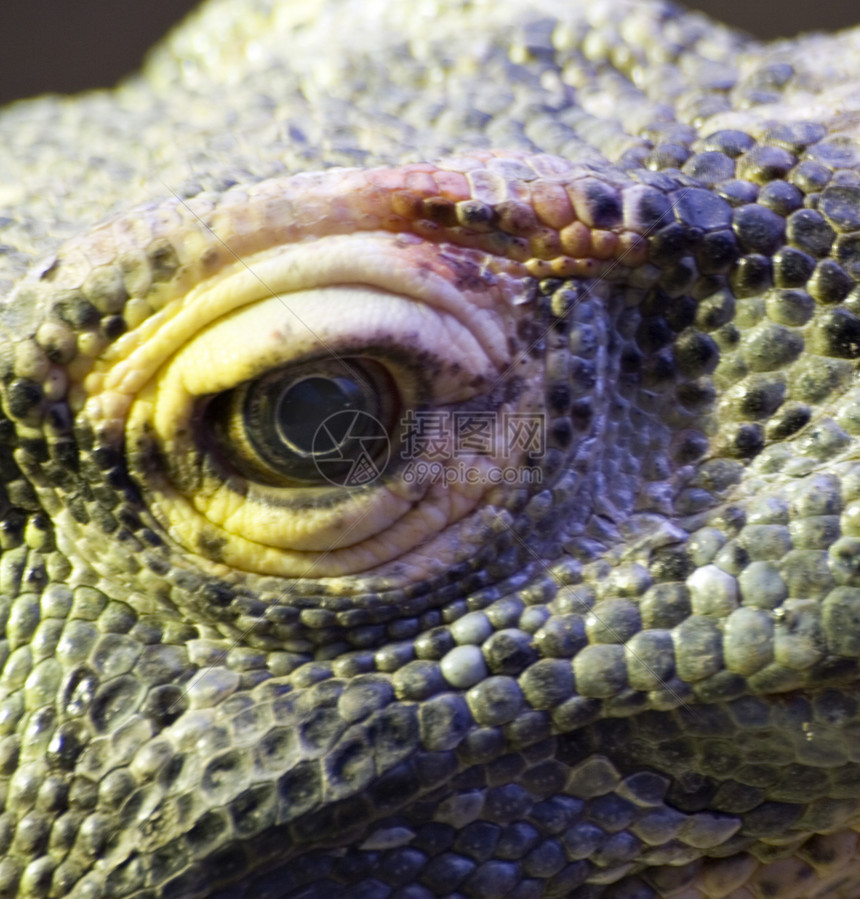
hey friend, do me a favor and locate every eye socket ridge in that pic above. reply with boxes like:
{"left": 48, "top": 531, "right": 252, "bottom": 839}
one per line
{"left": 203, "top": 356, "right": 402, "bottom": 487}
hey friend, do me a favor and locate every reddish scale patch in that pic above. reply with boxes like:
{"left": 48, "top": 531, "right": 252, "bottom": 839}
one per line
{"left": 364, "top": 157, "right": 649, "bottom": 277}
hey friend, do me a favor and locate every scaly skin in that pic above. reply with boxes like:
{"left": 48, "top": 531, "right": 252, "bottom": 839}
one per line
{"left": 4, "top": 1, "right": 860, "bottom": 897}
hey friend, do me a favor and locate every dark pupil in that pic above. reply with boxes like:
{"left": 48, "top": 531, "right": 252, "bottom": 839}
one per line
{"left": 275, "top": 376, "right": 366, "bottom": 455}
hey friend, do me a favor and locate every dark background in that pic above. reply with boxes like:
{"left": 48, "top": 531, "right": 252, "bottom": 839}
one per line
{"left": 0, "top": 1, "right": 857, "bottom": 106}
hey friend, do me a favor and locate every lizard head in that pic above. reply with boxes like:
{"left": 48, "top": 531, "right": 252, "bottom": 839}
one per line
{"left": 3, "top": 1, "right": 860, "bottom": 897}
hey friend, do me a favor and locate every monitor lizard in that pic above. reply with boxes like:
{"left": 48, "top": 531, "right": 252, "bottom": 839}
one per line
{"left": 1, "top": 0, "right": 860, "bottom": 896}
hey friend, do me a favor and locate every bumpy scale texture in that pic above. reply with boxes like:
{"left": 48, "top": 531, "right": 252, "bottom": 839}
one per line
{"left": 5, "top": 0, "right": 860, "bottom": 897}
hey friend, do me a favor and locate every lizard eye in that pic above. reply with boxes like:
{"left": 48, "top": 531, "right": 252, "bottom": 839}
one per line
{"left": 206, "top": 358, "right": 399, "bottom": 486}
{"left": 76, "top": 231, "right": 546, "bottom": 581}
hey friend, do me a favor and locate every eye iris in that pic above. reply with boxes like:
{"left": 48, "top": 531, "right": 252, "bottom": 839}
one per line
{"left": 274, "top": 376, "right": 366, "bottom": 456}
{"left": 208, "top": 358, "right": 399, "bottom": 486}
